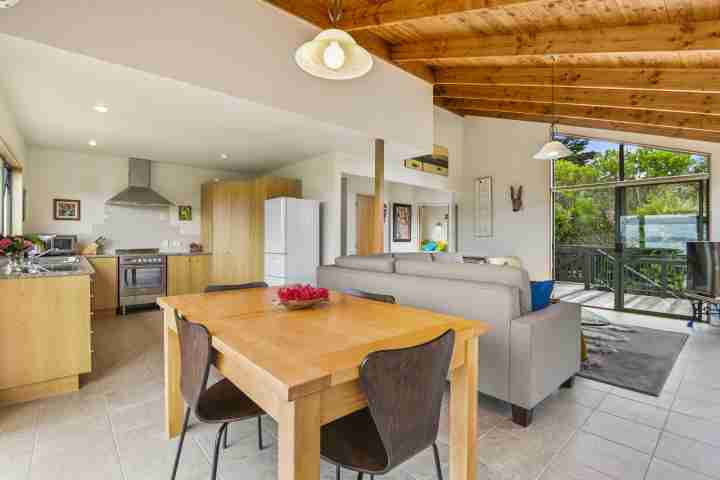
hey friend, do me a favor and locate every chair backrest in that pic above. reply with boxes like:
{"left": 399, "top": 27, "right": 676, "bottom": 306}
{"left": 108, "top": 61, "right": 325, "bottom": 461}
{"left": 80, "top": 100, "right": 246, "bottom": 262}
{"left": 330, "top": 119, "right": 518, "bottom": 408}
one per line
{"left": 343, "top": 288, "right": 396, "bottom": 304}
{"left": 205, "top": 281, "right": 269, "bottom": 293}
{"left": 360, "top": 329, "right": 455, "bottom": 471}
{"left": 175, "top": 311, "right": 213, "bottom": 408}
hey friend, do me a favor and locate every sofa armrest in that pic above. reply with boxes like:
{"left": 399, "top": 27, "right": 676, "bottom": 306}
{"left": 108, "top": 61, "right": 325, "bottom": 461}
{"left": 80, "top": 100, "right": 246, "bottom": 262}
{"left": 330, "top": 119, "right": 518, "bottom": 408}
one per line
{"left": 509, "top": 301, "right": 581, "bottom": 409}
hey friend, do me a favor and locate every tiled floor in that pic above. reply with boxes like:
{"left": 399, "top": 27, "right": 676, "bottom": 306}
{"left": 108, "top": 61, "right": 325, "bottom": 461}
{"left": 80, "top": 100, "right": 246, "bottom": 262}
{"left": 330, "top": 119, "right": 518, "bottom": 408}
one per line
{"left": 1, "top": 308, "right": 720, "bottom": 480}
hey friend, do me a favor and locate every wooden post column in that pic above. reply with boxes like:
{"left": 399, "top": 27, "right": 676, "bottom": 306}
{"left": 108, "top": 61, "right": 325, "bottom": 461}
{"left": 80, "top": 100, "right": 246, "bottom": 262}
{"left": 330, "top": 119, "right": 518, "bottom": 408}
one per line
{"left": 372, "top": 138, "right": 385, "bottom": 254}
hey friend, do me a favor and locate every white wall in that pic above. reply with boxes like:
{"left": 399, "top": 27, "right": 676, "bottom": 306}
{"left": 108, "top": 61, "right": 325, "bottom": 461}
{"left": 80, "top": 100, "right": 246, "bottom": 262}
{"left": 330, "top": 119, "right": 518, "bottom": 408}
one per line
{"left": 0, "top": 0, "right": 433, "bottom": 155}
{"left": 457, "top": 117, "right": 551, "bottom": 279}
{"left": 456, "top": 116, "right": 720, "bottom": 280}
{"left": 0, "top": 87, "right": 25, "bottom": 166}
{"left": 24, "top": 146, "right": 238, "bottom": 251}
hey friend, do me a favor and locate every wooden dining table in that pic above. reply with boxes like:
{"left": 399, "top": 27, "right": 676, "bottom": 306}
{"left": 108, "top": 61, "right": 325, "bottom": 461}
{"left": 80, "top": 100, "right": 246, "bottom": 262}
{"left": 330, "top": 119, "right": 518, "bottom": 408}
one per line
{"left": 157, "top": 288, "right": 489, "bottom": 480}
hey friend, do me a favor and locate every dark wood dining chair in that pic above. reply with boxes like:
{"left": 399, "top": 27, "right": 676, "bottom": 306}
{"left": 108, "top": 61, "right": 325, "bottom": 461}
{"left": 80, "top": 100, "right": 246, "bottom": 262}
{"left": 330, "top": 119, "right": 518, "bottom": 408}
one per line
{"left": 343, "top": 288, "right": 396, "bottom": 304}
{"left": 204, "top": 281, "right": 269, "bottom": 293}
{"left": 201, "top": 281, "right": 269, "bottom": 451}
{"left": 321, "top": 329, "right": 455, "bottom": 480}
{"left": 171, "top": 312, "right": 266, "bottom": 480}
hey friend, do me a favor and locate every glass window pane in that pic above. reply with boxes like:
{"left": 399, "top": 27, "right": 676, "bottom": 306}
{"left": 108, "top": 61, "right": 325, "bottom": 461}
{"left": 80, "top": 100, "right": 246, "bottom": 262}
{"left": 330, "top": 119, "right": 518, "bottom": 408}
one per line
{"left": 554, "top": 188, "right": 616, "bottom": 247}
{"left": 553, "top": 135, "right": 620, "bottom": 187}
{"left": 624, "top": 145, "right": 709, "bottom": 180}
{"left": 622, "top": 182, "right": 705, "bottom": 250}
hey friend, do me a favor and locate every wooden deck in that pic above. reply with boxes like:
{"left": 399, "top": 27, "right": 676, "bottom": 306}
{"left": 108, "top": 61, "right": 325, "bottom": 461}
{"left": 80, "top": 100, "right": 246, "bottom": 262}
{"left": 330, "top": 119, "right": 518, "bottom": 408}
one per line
{"left": 553, "top": 282, "right": 693, "bottom": 317}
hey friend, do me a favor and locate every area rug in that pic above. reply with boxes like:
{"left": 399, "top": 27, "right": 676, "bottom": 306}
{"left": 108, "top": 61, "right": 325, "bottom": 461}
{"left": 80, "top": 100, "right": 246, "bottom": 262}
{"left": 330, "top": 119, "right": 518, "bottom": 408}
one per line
{"left": 577, "top": 310, "right": 689, "bottom": 396}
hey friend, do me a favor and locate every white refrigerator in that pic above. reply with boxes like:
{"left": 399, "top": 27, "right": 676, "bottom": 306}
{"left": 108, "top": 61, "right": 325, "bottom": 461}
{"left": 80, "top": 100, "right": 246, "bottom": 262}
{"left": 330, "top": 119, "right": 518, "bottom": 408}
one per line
{"left": 264, "top": 197, "right": 320, "bottom": 287}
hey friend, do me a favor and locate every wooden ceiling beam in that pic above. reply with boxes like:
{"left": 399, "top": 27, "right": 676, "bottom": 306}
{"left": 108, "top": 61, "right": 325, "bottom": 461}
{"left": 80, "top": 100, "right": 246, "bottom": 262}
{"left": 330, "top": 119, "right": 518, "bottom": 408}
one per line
{"left": 445, "top": 108, "right": 720, "bottom": 143}
{"left": 393, "top": 20, "right": 720, "bottom": 63}
{"left": 335, "top": 0, "right": 539, "bottom": 32}
{"left": 435, "top": 67, "right": 720, "bottom": 92}
{"left": 436, "top": 97, "right": 720, "bottom": 131}
{"left": 434, "top": 85, "right": 720, "bottom": 114}
{"left": 260, "top": 0, "right": 435, "bottom": 82}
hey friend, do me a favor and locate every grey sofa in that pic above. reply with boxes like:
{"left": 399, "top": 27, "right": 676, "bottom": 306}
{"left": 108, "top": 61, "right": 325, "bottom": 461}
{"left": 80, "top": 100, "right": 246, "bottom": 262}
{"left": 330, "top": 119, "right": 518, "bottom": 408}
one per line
{"left": 317, "top": 253, "right": 581, "bottom": 426}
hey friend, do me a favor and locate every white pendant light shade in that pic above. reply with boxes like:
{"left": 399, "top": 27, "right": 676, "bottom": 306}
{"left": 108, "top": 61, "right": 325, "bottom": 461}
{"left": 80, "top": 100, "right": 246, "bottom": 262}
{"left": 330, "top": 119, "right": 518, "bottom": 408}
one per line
{"left": 295, "top": 29, "right": 373, "bottom": 80}
{"left": 533, "top": 140, "right": 573, "bottom": 161}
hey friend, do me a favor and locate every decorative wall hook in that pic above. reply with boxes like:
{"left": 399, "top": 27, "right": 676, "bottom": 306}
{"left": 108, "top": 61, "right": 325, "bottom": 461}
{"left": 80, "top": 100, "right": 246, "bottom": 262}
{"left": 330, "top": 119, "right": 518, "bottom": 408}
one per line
{"left": 510, "top": 185, "right": 523, "bottom": 212}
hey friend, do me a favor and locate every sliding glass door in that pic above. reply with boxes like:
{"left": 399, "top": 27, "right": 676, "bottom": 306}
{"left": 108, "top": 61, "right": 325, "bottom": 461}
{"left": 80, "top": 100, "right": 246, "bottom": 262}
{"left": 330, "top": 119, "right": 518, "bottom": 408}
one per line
{"left": 552, "top": 136, "right": 710, "bottom": 319}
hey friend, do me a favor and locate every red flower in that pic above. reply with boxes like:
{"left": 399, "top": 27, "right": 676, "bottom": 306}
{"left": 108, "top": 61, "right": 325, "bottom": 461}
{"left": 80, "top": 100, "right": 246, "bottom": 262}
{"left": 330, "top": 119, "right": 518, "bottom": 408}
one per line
{"left": 278, "top": 285, "right": 329, "bottom": 303}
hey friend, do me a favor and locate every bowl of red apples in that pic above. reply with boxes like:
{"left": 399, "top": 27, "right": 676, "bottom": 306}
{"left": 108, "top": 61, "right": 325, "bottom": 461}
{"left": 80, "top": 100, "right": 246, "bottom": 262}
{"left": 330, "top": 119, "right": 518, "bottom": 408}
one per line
{"left": 276, "top": 284, "right": 330, "bottom": 310}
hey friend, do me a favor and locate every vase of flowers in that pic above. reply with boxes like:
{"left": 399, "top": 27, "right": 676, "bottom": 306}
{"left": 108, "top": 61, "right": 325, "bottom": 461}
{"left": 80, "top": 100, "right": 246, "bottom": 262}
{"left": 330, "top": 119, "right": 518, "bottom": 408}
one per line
{"left": 0, "top": 236, "right": 35, "bottom": 273}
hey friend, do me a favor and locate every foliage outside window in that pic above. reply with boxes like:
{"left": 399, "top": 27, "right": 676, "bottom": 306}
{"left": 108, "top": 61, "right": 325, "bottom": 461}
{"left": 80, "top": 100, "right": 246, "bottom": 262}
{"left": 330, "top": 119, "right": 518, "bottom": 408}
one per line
{"left": 553, "top": 136, "right": 709, "bottom": 248}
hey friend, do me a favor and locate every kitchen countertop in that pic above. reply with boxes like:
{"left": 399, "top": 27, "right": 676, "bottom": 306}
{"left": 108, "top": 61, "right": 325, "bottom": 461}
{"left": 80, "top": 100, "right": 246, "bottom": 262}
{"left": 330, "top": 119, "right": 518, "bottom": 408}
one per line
{"left": 0, "top": 256, "right": 96, "bottom": 280}
{"left": 83, "top": 251, "right": 212, "bottom": 258}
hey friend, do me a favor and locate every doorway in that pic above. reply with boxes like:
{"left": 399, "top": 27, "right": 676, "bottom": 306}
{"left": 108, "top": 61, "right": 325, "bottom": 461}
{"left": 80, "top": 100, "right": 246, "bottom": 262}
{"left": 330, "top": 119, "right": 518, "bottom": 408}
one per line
{"left": 418, "top": 204, "right": 450, "bottom": 252}
{"left": 356, "top": 194, "right": 375, "bottom": 256}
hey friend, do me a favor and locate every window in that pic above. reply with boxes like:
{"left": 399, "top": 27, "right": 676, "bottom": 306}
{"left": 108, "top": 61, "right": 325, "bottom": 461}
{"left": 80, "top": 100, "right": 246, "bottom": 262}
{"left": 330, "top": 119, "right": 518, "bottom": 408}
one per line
{"left": 552, "top": 135, "right": 710, "bottom": 319}
{"left": 1, "top": 159, "right": 12, "bottom": 236}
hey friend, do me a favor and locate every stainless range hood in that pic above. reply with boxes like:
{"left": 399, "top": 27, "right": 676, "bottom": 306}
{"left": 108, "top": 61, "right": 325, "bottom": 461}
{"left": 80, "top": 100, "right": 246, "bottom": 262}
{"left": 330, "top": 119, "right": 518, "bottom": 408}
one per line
{"left": 106, "top": 158, "right": 174, "bottom": 207}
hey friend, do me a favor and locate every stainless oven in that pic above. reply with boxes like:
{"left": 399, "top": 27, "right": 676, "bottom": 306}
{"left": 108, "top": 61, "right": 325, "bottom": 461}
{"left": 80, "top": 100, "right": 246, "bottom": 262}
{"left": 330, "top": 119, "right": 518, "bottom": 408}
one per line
{"left": 118, "top": 250, "right": 166, "bottom": 314}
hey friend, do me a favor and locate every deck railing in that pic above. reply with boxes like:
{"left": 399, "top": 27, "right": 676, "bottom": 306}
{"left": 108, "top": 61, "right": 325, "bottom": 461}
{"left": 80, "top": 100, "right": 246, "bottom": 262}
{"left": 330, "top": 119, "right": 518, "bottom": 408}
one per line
{"left": 554, "top": 245, "right": 687, "bottom": 298}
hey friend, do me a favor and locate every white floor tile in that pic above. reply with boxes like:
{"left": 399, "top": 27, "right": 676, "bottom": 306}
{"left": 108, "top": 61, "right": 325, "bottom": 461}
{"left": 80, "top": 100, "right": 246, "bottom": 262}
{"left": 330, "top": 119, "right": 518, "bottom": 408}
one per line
{"left": 655, "top": 432, "right": 720, "bottom": 479}
{"left": 609, "top": 387, "right": 675, "bottom": 410}
{"left": 665, "top": 412, "right": 720, "bottom": 447}
{"left": 598, "top": 394, "right": 669, "bottom": 429}
{"left": 582, "top": 411, "right": 660, "bottom": 454}
{"left": 557, "top": 431, "right": 650, "bottom": 480}
{"left": 645, "top": 458, "right": 714, "bottom": 480}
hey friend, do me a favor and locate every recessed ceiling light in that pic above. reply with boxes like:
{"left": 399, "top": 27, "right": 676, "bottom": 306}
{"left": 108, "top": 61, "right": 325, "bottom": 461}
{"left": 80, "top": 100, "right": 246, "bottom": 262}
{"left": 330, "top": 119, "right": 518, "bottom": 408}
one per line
{"left": 220, "top": 154, "right": 228, "bottom": 160}
{"left": 0, "top": 0, "right": 21, "bottom": 9}
{"left": 88, "top": 139, "right": 97, "bottom": 147}
{"left": 93, "top": 105, "right": 109, "bottom": 113}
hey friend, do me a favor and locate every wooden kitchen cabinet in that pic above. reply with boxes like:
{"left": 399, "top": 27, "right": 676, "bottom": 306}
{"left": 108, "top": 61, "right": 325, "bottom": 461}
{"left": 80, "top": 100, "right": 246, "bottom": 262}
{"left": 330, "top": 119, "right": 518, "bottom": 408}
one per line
{"left": 87, "top": 257, "right": 118, "bottom": 312}
{"left": 0, "top": 275, "right": 91, "bottom": 407}
{"left": 202, "top": 176, "right": 301, "bottom": 284}
{"left": 167, "top": 255, "right": 210, "bottom": 295}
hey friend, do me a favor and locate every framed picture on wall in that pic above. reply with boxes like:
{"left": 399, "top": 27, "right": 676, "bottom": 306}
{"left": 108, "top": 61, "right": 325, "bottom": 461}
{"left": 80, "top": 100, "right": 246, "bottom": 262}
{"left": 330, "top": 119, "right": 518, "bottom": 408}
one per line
{"left": 53, "top": 198, "right": 81, "bottom": 221}
{"left": 392, "top": 203, "right": 412, "bottom": 242}
{"left": 474, "top": 177, "right": 493, "bottom": 238}
{"left": 178, "top": 205, "right": 192, "bottom": 222}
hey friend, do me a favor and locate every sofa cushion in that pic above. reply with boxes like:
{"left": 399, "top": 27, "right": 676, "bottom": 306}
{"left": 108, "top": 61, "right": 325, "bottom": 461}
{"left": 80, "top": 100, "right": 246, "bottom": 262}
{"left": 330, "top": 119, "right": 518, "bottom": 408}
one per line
{"left": 335, "top": 255, "right": 395, "bottom": 273}
{"left": 433, "top": 252, "right": 464, "bottom": 264}
{"left": 395, "top": 260, "right": 532, "bottom": 314}
{"left": 392, "top": 252, "right": 433, "bottom": 262}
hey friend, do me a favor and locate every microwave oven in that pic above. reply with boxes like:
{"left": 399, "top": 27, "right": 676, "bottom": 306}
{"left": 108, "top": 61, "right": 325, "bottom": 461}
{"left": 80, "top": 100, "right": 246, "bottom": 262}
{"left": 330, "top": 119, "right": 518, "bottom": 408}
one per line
{"left": 31, "top": 234, "right": 78, "bottom": 256}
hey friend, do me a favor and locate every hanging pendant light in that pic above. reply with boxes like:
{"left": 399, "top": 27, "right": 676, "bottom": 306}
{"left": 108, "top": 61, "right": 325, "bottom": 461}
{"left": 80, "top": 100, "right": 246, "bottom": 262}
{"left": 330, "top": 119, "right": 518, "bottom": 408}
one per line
{"left": 533, "top": 57, "right": 572, "bottom": 161}
{"left": 295, "top": 0, "right": 373, "bottom": 80}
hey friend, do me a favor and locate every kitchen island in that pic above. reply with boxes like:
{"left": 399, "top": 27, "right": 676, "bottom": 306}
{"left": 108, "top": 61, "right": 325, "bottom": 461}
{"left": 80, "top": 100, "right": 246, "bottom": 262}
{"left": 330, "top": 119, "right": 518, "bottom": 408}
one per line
{"left": 0, "top": 256, "right": 94, "bottom": 406}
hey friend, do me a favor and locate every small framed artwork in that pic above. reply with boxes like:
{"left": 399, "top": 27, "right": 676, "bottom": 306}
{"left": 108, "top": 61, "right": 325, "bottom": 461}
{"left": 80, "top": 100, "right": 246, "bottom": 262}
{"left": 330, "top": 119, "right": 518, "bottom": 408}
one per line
{"left": 474, "top": 177, "right": 493, "bottom": 238}
{"left": 178, "top": 205, "right": 193, "bottom": 222}
{"left": 53, "top": 198, "right": 81, "bottom": 221}
{"left": 392, "top": 203, "right": 412, "bottom": 243}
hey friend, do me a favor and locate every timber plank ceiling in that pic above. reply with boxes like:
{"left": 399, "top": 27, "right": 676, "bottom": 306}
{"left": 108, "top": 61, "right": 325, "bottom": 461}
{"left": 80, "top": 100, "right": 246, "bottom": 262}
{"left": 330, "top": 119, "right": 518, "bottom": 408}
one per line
{"left": 264, "top": 0, "right": 720, "bottom": 143}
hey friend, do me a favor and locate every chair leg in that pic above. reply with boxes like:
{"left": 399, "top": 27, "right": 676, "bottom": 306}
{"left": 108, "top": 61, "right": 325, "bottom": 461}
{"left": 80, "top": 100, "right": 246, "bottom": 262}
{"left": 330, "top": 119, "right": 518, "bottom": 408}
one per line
{"left": 258, "top": 415, "right": 264, "bottom": 450}
{"left": 211, "top": 423, "right": 228, "bottom": 480}
{"left": 336, "top": 465, "right": 340, "bottom": 480}
{"left": 357, "top": 472, "right": 364, "bottom": 480}
{"left": 223, "top": 424, "right": 229, "bottom": 449}
{"left": 170, "top": 407, "right": 191, "bottom": 480}
{"left": 432, "top": 442, "right": 443, "bottom": 480}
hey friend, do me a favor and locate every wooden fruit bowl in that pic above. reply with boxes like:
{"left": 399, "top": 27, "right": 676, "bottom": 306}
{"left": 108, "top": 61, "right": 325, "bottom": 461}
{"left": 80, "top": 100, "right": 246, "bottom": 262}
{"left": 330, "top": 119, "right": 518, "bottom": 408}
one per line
{"left": 278, "top": 298, "right": 327, "bottom": 310}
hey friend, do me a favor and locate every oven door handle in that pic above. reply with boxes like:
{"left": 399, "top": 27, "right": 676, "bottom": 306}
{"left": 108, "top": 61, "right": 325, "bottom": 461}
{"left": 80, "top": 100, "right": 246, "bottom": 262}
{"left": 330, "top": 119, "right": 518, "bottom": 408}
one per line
{"left": 123, "top": 268, "right": 129, "bottom": 287}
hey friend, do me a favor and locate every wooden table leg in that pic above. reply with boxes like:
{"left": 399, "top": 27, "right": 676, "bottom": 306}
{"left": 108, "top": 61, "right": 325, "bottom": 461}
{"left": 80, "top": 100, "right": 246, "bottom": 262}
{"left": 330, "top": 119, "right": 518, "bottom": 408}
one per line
{"left": 449, "top": 338, "right": 478, "bottom": 480}
{"left": 164, "top": 308, "right": 184, "bottom": 439}
{"left": 278, "top": 393, "right": 321, "bottom": 480}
